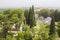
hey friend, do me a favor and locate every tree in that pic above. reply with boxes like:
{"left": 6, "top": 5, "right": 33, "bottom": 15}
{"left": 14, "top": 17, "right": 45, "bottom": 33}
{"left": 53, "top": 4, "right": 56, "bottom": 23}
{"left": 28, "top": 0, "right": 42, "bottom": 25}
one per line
{"left": 49, "top": 17, "right": 55, "bottom": 35}
{"left": 24, "top": 5, "right": 36, "bottom": 28}
{"left": 51, "top": 10, "right": 60, "bottom": 22}
{"left": 31, "top": 5, "right": 36, "bottom": 26}
{"left": 49, "top": 17, "right": 58, "bottom": 40}
{"left": 53, "top": 10, "right": 58, "bottom": 22}
{"left": 0, "top": 13, "right": 6, "bottom": 28}
{"left": 2, "top": 21, "right": 13, "bottom": 38}
{"left": 16, "top": 24, "right": 32, "bottom": 40}
{"left": 28, "top": 5, "right": 36, "bottom": 27}
{"left": 39, "top": 9, "right": 51, "bottom": 18}
{"left": 8, "top": 9, "right": 24, "bottom": 31}
{"left": 0, "top": 13, "right": 6, "bottom": 22}
{"left": 24, "top": 9, "right": 29, "bottom": 24}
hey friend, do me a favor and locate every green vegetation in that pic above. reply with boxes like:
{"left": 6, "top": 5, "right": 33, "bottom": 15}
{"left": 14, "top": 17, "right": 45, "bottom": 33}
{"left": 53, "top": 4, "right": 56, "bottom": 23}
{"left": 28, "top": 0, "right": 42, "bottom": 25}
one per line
{"left": 24, "top": 5, "right": 36, "bottom": 28}
{"left": 0, "top": 6, "right": 60, "bottom": 40}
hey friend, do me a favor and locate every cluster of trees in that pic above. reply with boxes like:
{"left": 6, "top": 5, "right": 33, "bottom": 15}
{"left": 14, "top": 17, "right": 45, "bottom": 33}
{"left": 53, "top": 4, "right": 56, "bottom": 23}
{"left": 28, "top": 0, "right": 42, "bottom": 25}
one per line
{"left": 24, "top": 5, "right": 36, "bottom": 28}
{"left": 0, "top": 9, "right": 24, "bottom": 38}
{"left": 0, "top": 6, "right": 60, "bottom": 40}
{"left": 38, "top": 9, "right": 60, "bottom": 22}
{"left": 0, "top": 6, "right": 36, "bottom": 40}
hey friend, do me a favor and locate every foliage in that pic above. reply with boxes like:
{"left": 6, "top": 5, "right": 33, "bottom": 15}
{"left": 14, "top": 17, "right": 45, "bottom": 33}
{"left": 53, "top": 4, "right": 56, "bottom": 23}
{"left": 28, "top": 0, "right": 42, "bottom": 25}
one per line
{"left": 16, "top": 32, "right": 24, "bottom": 40}
{"left": 38, "top": 9, "right": 51, "bottom": 18}
{"left": 0, "top": 7, "right": 60, "bottom": 40}
{"left": 49, "top": 17, "right": 58, "bottom": 40}
{"left": 16, "top": 24, "right": 32, "bottom": 40}
{"left": 32, "top": 21, "right": 50, "bottom": 40}
{"left": 24, "top": 5, "right": 36, "bottom": 28}
{"left": 6, "top": 35, "right": 16, "bottom": 40}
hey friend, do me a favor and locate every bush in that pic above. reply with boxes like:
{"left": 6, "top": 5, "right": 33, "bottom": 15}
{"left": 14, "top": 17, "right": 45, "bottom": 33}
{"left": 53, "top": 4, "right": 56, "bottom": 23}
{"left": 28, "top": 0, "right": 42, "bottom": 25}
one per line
{"left": 49, "top": 34, "right": 58, "bottom": 40}
{"left": 0, "top": 38, "right": 5, "bottom": 40}
{"left": 24, "top": 30, "right": 32, "bottom": 40}
{"left": 33, "top": 23, "right": 50, "bottom": 40}
{"left": 16, "top": 32, "right": 24, "bottom": 40}
{"left": 6, "top": 35, "right": 16, "bottom": 40}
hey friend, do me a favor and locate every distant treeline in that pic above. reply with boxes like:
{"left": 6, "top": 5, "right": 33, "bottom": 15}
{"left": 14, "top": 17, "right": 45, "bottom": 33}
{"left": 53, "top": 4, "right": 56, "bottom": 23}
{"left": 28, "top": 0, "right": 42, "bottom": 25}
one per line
{"left": 36, "top": 9, "right": 60, "bottom": 22}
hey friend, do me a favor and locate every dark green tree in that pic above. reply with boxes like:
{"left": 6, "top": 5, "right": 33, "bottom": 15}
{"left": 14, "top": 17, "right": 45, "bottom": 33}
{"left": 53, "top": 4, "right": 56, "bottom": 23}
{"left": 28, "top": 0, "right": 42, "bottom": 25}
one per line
{"left": 28, "top": 5, "right": 36, "bottom": 28}
{"left": 24, "top": 5, "right": 36, "bottom": 28}
{"left": 51, "top": 10, "right": 60, "bottom": 22}
{"left": 39, "top": 9, "right": 51, "bottom": 18}
{"left": 24, "top": 9, "right": 29, "bottom": 24}
{"left": 49, "top": 17, "right": 55, "bottom": 35}
{"left": 49, "top": 16, "right": 58, "bottom": 40}
{"left": 53, "top": 10, "right": 58, "bottom": 22}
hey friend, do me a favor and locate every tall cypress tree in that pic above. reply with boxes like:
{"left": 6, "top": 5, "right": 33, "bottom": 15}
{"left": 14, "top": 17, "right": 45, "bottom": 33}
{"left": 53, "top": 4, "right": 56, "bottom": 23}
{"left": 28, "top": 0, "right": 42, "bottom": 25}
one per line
{"left": 31, "top": 5, "right": 36, "bottom": 27}
{"left": 24, "top": 9, "right": 29, "bottom": 24}
{"left": 53, "top": 10, "right": 58, "bottom": 22}
{"left": 29, "top": 5, "right": 36, "bottom": 28}
{"left": 49, "top": 16, "right": 58, "bottom": 40}
{"left": 24, "top": 5, "right": 36, "bottom": 28}
{"left": 49, "top": 16, "right": 55, "bottom": 35}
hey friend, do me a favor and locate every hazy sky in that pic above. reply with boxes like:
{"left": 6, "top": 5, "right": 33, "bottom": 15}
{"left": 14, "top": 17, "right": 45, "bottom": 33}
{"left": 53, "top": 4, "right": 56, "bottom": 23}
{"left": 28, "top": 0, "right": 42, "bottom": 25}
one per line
{"left": 0, "top": 0, "right": 60, "bottom": 8}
